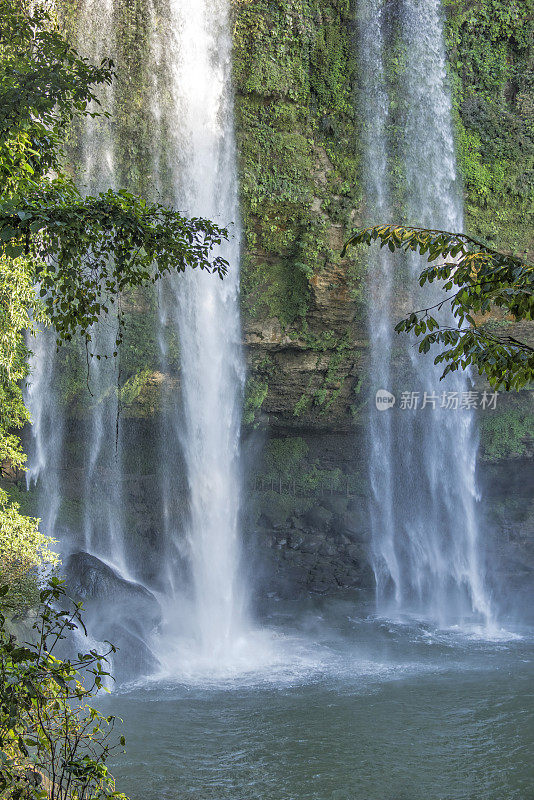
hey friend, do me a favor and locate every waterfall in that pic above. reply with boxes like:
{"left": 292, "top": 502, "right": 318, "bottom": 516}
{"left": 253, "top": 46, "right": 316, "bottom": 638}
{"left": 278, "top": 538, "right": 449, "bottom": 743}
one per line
{"left": 25, "top": 333, "right": 64, "bottom": 540}
{"left": 26, "top": 0, "right": 247, "bottom": 670}
{"left": 26, "top": 0, "right": 127, "bottom": 574}
{"left": 358, "top": 0, "right": 494, "bottom": 627}
{"left": 150, "top": 0, "right": 248, "bottom": 658}
{"left": 357, "top": 0, "right": 400, "bottom": 605}
{"left": 75, "top": 1, "right": 129, "bottom": 576}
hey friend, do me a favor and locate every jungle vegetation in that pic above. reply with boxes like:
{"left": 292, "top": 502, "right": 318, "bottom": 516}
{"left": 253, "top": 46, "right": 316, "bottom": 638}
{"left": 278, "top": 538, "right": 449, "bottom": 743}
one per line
{"left": 0, "top": 0, "right": 532, "bottom": 794}
{"left": 343, "top": 225, "right": 534, "bottom": 391}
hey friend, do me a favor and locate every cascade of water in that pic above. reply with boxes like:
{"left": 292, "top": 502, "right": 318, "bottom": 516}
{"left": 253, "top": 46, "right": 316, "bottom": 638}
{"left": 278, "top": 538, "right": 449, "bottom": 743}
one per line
{"left": 359, "top": 0, "right": 494, "bottom": 627}
{"left": 28, "top": 0, "right": 248, "bottom": 666}
{"left": 357, "top": 0, "right": 400, "bottom": 607}
{"left": 26, "top": 0, "right": 127, "bottom": 575}
{"left": 151, "top": 0, "right": 248, "bottom": 658}
{"left": 76, "top": 2, "right": 128, "bottom": 575}
{"left": 25, "top": 333, "right": 64, "bottom": 539}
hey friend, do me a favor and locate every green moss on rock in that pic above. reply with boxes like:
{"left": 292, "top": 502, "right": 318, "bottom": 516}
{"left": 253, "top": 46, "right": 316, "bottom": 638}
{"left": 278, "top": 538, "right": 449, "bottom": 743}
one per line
{"left": 445, "top": 0, "right": 534, "bottom": 256}
{"left": 479, "top": 391, "right": 534, "bottom": 461}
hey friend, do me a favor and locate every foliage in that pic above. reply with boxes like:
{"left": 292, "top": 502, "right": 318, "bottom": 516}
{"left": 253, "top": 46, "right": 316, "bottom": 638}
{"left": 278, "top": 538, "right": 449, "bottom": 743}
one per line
{"left": 0, "top": 255, "right": 57, "bottom": 609}
{"left": 243, "top": 377, "right": 269, "bottom": 427}
{"left": 259, "top": 436, "right": 343, "bottom": 494}
{"left": 103, "top": 0, "right": 156, "bottom": 196}
{"left": 445, "top": 0, "right": 533, "bottom": 255}
{"left": 298, "top": 463, "right": 342, "bottom": 493}
{"left": 263, "top": 437, "right": 310, "bottom": 483}
{"left": 117, "top": 368, "right": 152, "bottom": 407}
{"left": 0, "top": 190, "right": 229, "bottom": 346}
{"left": 293, "top": 328, "right": 353, "bottom": 416}
{"left": 117, "top": 291, "right": 162, "bottom": 377}
{"left": 0, "top": 0, "right": 113, "bottom": 197}
{"left": 0, "top": 500, "right": 58, "bottom": 610}
{"left": 480, "top": 398, "right": 534, "bottom": 461}
{"left": 233, "top": 0, "right": 362, "bottom": 328}
{"left": 0, "top": 500, "right": 58, "bottom": 612}
{"left": 0, "top": 579, "right": 128, "bottom": 800}
{"left": 343, "top": 225, "right": 534, "bottom": 389}
{"left": 0, "top": 0, "right": 228, "bottom": 346}
{"left": 0, "top": 256, "right": 43, "bottom": 471}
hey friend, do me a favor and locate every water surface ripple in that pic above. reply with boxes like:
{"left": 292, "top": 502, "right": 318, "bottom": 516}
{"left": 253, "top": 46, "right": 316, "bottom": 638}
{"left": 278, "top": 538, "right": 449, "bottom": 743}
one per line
{"left": 102, "top": 597, "right": 533, "bottom": 800}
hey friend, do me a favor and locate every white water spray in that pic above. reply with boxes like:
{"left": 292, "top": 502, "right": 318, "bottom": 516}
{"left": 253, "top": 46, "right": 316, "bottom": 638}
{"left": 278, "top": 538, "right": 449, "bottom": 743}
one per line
{"left": 357, "top": 0, "right": 399, "bottom": 603}
{"left": 26, "top": 0, "right": 126, "bottom": 572}
{"left": 28, "top": 0, "right": 249, "bottom": 669}
{"left": 152, "top": 0, "right": 248, "bottom": 659}
{"left": 358, "top": 0, "right": 494, "bottom": 627}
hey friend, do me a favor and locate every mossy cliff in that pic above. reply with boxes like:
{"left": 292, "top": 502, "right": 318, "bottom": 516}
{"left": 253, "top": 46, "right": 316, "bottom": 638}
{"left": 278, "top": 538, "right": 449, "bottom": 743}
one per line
{"left": 232, "top": 0, "right": 366, "bottom": 430}
{"left": 230, "top": 0, "right": 533, "bottom": 432}
{"left": 55, "top": 0, "right": 533, "bottom": 450}
{"left": 231, "top": 0, "right": 532, "bottom": 596}
{"left": 446, "top": 0, "right": 533, "bottom": 258}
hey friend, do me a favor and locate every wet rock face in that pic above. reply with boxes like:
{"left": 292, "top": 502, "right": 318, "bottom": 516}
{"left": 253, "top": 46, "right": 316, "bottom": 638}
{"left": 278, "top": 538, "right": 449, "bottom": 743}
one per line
{"left": 251, "top": 494, "right": 375, "bottom": 598}
{"left": 65, "top": 552, "right": 161, "bottom": 624}
{"left": 478, "top": 461, "right": 534, "bottom": 617}
{"left": 244, "top": 318, "right": 366, "bottom": 433}
{"left": 64, "top": 552, "right": 161, "bottom": 681}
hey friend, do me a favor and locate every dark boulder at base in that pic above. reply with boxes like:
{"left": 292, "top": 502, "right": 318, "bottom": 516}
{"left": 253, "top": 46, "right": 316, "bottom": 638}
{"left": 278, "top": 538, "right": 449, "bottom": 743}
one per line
{"left": 64, "top": 551, "right": 161, "bottom": 681}
{"left": 250, "top": 493, "right": 375, "bottom": 600}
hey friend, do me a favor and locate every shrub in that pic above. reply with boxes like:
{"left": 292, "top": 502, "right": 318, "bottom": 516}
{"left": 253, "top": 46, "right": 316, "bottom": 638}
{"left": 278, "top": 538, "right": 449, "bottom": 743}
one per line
{"left": 0, "top": 579, "right": 128, "bottom": 800}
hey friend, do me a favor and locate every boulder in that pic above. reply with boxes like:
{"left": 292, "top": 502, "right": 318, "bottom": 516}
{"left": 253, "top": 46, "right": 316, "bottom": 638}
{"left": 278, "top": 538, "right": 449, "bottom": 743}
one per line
{"left": 64, "top": 552, "right": 161, "bottom": 680}
{"left": 65, "top": 551, "right": 161, "bottom": 629}
{"left": 302, "top": 504, "right": 333, "bottom": 530}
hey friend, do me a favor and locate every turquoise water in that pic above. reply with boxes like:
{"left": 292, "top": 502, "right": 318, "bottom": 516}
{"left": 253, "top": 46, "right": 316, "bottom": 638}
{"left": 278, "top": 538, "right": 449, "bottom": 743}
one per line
{"left": 103, "top": 596, "right": 533, "bottom": 800}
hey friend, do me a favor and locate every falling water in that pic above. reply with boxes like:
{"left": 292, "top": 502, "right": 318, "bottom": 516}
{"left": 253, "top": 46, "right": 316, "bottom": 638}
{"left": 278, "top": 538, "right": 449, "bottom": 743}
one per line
{"left": 27, "top": 0, "right": 248, "bottom": 667}
{"left": 357, "top": 0, "right": 400, "bottom": 606}
{"left": 26, "top": 0, "right": 127, "bottom": 573}
{"left": 25, "top": 332, "right": 64, "bottom": 540}
{"left": 358, "top": 0, "right": 494, "bottom": 627}
{"left": 74, "top": 1, "right": 129, "bottom": 575}
{"left": 151, "top": 0, "right": 248, "bottom": 659}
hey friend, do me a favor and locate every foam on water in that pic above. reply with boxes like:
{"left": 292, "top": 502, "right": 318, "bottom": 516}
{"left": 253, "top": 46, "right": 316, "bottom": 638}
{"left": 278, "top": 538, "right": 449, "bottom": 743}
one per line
{"left": 117, "top": 597, "right": 525, "bottom": 693}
